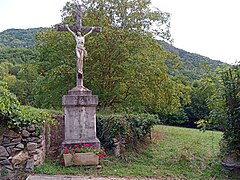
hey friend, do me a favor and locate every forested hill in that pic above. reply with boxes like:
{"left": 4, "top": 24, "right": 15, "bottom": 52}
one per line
{"left": 159, "top": 40, "right": 225, "bottom": 81}
{"left": 0, "top": 28, "right": 46, "bottom": 48}
{"left": 0, "top": 28, "right": 225, "bottom": 80}
{"left": 0, "top": 28, "right": 47, "bottom": 63}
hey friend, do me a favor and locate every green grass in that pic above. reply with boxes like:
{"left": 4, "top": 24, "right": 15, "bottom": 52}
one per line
{"left": 35, "top": 125, "right": 235, "bottom": 179}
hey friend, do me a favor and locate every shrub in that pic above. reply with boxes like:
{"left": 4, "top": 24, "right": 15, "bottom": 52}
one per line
{"left": 9, "top": 106, "right": 55, "bottom": 135}
{"left": 220, "top": 65, "right": 240, "bottom": 157}
{"left": 0, "top": 83, "right": 21, "bottom": 124}
{"left": 158, "top": 108, "right": 190, "bottom": 127}
{"left": 0, "top": 83, "right": 55, "bottom": 134}
{"left": 97, "top": 113, "right": 160, "bottom": 148}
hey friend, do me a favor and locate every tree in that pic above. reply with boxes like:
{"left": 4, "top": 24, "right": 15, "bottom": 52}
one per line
{"left": 34, "top": 29, "right": 75, "bottom": 108}
{"left": 213, "top": 64, "right": 240, "bottom": 158}
{"left": 35, "top": 0, "right": 190, "bottom": 112}
{"left": 184, "top": 79, "right": 213, "bottom": 123}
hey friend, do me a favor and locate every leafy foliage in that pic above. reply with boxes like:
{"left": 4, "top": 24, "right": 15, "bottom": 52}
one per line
{"left": 159, "top": 107, "right": 189, "bottom": 126}
{"left": 97, "top": 113, "right": 160, "bottom": 147}
{"left": 159, "top": 40, "right": 224, "bottom": 82}
{"left": 0, "top": 28, "right": 46, "bottom": 48}
{"left": 0, "top": 47, "right": 37, "bottom": 64}
{"left": 194, "top": 63, "right": 240, "bottom": 157}
{"left": 0, "top": 62, "right": 41, "bottom": 105}
{"left": 0, "top": 28, "right": 224, "bottom": 115}
{"left": 0, "top": 83, "right": 21, "bottom": 124}
{"left": 0, "top": 28, "right": 41, "bottom": 64}
{"left": 34, "top": 0, "right": 190, "bottom": 113}
{"left": 219, "top": 64, "right": 240, "bottom": 156}
{"left": 198, "top": 67, "right": 228, "bottom": 130}
{"left": 32, "top": 29, "right": 75, "bottom": 108}
{"left": 0, "top": 2, "right": 229, "bottom": 131}
{"left": 9, "top": 106, "right": 55, "bottom": 135}
{"left": 184, "top": 78, "right": 217, "bottom": 127}
{"left": 0, "top": 84, "right": 55, "bottom": 134}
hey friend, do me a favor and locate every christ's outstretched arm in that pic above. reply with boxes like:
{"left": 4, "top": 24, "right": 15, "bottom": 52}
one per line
{"left": 84, "top": 27, "right": 95, "bottom": 37}
{"left": 66, "top": 24, "right": 76, "bottom": 38}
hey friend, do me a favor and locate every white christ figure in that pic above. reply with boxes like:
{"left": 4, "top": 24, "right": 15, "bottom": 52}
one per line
{"left": 66, "top": 25, "right": 94, "bottom": 75}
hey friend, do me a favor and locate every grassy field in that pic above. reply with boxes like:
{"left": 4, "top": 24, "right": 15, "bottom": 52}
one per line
{"left": 35, "top": 125, "right": 235, "bottom": 179}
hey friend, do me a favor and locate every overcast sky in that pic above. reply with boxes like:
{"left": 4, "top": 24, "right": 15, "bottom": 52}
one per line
{"left": 0, "top": 0, "right": 239, "bottom": 64}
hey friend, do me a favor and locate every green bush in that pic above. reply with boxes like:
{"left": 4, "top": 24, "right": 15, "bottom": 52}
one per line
{"left": 0, "top": 82, "right": 21, "bottom": 123}
{"left": 220, "top": 65, "right": 240, "bottom": 156}
{"left": 0, "top": 83, "right": 55, "bottom": 134}
{"left": 158, "top": 107, "right": 189, "bottom": 127}
{"left": 97, "top": 113, "right": 160, "bottom": 148}
{"left": 9, "top": 106, "right": 55, "bottom": 135}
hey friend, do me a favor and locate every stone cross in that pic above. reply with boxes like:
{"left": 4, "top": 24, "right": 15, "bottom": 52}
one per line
{"left": 56, "top": 0, "right": 101, "bottom": 87}
{"left": 60, "top": 0, "right": 101, "bottom": 149}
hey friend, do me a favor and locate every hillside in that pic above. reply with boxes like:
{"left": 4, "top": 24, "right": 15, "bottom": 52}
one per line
{"left": 0, "top": 28, "right": 46, "bottom": 48}
{"left": 0, "top": 28, "right": 225, "bottom": 79}
{"left": 0, "top": 28, "right": 46, "bottom": 63}
{"left": 159, "top": 40, "right": 225, "bottom": 81}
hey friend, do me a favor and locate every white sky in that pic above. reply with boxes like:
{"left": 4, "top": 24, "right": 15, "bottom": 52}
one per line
{"left": 0, "top": 0, "right": 240, "bottom": 64}
{"left": 0, "top": 0, "right": 68, "bottom": 31}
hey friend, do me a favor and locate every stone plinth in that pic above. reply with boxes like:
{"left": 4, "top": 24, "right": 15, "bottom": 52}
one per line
{"left": 62, "top": 86, "right": 100, "bottom": 147}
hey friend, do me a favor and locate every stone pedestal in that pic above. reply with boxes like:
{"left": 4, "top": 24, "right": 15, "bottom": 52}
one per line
{"left": 62, "top": 86, "right": 100, "bottom": 147}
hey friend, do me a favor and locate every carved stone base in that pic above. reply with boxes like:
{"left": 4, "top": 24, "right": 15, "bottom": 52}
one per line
{"left": 62, "top": 86, "right": 100, "bottom": 148}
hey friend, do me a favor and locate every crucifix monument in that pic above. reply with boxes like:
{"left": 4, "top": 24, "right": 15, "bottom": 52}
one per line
{"left": 57, "top": 0, "right": 101, "bottom": 147}
{"left": 56, "top": 0, "right": 101, "bottom": 87}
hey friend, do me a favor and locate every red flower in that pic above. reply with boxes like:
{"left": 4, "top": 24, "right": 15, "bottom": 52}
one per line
{"left": 75, "top": 154, "right": 78, "bottom": 158}
{"left": 83, "top": 144, "right": 90, "bottom": 147}
{"left": 73, "top": 144, "right": 78, "bottom": 148}
{"left": 60, "top": 159, "right": 64, "bottom": 163}
{"left": 70, "top": 151, "right": 74, "bottom": 155}
{"left": 64, "top": 146, "right": 69, "bottom": 151}
{"left": 63, "top": 152, "right": 67, "bottom": 154}
{"left": 97, "top": 153, "right": 105, "bottom": 159}
{"left": 56, "top": 155, "right": 60, "bottom": 159}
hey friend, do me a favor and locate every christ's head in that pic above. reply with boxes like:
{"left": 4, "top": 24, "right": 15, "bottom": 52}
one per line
{"left": 77, "top": 31, "right": 82, "bottom": 36}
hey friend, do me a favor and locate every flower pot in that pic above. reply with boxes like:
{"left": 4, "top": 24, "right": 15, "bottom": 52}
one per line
{"left": 63, "top": 152, "right": 99, "bottom": 166}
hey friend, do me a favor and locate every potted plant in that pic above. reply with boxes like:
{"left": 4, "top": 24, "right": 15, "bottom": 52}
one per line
{"left": 60, "top": 144, "right": 106, "bottom": 166}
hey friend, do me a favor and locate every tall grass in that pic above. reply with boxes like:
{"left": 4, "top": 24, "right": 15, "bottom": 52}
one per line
{"left": 35, "top": 125, "right": 235, "bottom": 179}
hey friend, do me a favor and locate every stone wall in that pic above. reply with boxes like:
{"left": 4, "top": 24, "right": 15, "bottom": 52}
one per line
{"left": 0, "top": 125, "right": 45, "bottom": 173}
{"left": 48, "top": 114, "right": 64, "bottom": 147}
